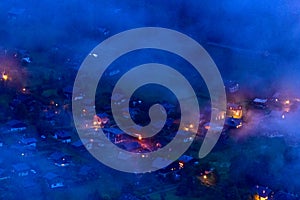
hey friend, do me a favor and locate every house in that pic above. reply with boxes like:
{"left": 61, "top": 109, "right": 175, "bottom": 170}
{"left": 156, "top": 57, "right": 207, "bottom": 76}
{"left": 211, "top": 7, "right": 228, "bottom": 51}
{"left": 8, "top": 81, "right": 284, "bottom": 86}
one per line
{"left": 224, "top": 117, "right": 242, "bottom": 129}
{"left": 44, "top": 172, "right": 64, "bottom": 189}
{"left": 8, "top": 7, "right": 25, "bottom": 20}
{"left": 225, "top": 80, "right": 239, "bottom": 93}
{"left": 102, "top": 128, "right": 125, "bottom": 143}
{"left": 93, "top": 113, "right": 110, "bottom": 128}
{"left": 119, "top": 141, "right": 141, "bottom": 152}
{"left": 6, "top": 120, "right": 27, "bottom": 132}
{"left": 253, "top": 185, "right": 273, "bottom": 200}
{"left": 252, "top": 98, "right": 268, "bottom": 109}
{"left": 49, "top": 151, "right": 71, "bottom": 167}
{"left": 178, "top": 155, "right": 194, "bottom": 169}
{"left": 0, "top": 168, "right": 10, "bottom": 180}
{"left": 226, "top": 103, "right": 243, "bottom": 119}
{"left": 197, "top": 167, "right": 217, "bottom": 186}
{"left": 72, "top": 139, "right": 93, "bottom": 150}
{"left": 12, "top": 163, "right": 30, "bottom": 177}
{"left": 21, "top": 137, "right": 37, "bottom": 148}
{"left": 78, "top": 165, "right": 97, "bottom": 180}
{"left": 273, "top": 191, "right": 298, "bottom": 200}
{"left": 53, "top": 130, "right": 71, "bottom": 143}
{"left": 63, "top": 85, "right": 73, "bottom": 99}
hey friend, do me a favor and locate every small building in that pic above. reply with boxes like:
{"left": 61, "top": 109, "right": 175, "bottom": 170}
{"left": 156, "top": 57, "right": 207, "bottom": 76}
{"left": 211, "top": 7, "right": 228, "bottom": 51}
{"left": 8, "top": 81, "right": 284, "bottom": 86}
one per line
{"left": 8, "top": 7, "right": 25, "bottom": 20}
{"left": 226, "top": 103, "right": 243, "bottom": 119}
{"left": 252, "top": 98, "right": 268, "bottom": 109}
{"left": 93, "top": 113, "right": 110, "bottom": 128}
{"left": 21, "top": 137, "right": 37, "bottom": 147}
{"left": 48, "top": 151, "right": 71, "bottom": 167}
{"left": 44, "top": 172, "right": 64, "bottom": 189}
{"left": 53, "top": 131, "right": 71, "bottom": 143}
{"left": 63, "top": 85, "right": 73, "bottom": 99}
{"left": 119, "top": 141, "right": 141, "bottom": 152}
{"left": 0, "top": 168, "right": 10, "bottom": 180}
{"left": 178, "top": 155, "right": 194, "bottom": 169}
{"left": 12, "top": 163, "right": 30, "bottom": 177}
{"left": 224, "top": 117, "right": 242, "bottom": 129}
{"left": 197, "top": 167, "right": 217, "bottom": 186}
{"left": 72, "top": 139, "right": 93, "bottom": 150}
{"left": 253, "top": 185, "right": 273, "bottom": 200}
{"left": 102, "top": 128, "right": 125, "bottom": 143}
{"left": 225, "top": 80, "right": 239, "bottom": 93}
{"left": 6, "top": 120, "right": 27, "bottom": 132}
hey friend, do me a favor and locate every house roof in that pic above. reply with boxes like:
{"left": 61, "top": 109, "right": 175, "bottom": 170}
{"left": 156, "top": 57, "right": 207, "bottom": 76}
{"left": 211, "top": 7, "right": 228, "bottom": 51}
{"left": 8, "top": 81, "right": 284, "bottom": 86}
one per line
{"left": 253, "top": 98, "right": 268, "bottom": 103}
{"left": 12, "top": 163, "right": 30, "bottom": 172}
{"left": 120, "top": 141, "right": 141, "bottom": 151}
{"left": 55, "top": 131, "right": 71, "bottom": 138}
{"left": 44, "top": 172, "right": 58, "bottom": 180}
{"left": 21, "top": 137, "right": 37, "bottom": 144}
{"left": 103, "top": 128, "right": 124, "bottom": 135}
{"left": 97, "top": 112, "right": 109, "bottom": 118}
{"left": 49, "top": 151, "right": 66, "bottom": 161}
{"left": 8, "top": 8, "right": 25, "bottom": 16}
{"left": 78, "top": 165, "right": 92, "bottom": 176}
{"left": 6, "top": 120, "right": 27, "bottom": 128}
{"left": 63, "top": 85, "right": 73, "bottom": 94}
{"left": 71, "top": 140, "right": 83, "bottom": 148}
{"left": 152, "top": 157, "right": 173, "bottom": 170}
{"left": 178, "top": 155, "right": 193, "bottom": 163}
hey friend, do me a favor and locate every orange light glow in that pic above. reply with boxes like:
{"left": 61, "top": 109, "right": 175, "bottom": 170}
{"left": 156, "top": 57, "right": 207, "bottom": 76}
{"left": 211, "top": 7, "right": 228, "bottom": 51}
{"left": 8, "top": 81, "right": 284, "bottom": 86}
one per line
{"left": 285, "top": 100, "right": 290, "bottom": 105}
{"left": 2, "top": 73, "right": 8, "bottom": 81}
{"left": 138, "top": 135, "right": 142, "bottom": 140}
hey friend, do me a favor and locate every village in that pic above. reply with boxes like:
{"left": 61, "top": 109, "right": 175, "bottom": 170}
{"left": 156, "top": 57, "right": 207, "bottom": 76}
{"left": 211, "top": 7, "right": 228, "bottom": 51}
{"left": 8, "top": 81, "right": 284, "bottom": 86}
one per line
{"left": 0, "top": 42, "right": 299, "bottom": 200}
{"left": 0, "top": 3, "right": 299, "bottom": 199}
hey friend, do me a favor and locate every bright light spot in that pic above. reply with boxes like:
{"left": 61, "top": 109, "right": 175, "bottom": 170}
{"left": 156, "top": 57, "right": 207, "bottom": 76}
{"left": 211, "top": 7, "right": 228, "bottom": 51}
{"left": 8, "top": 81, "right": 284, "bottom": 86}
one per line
{"left": 2, "top": 73, "right": 8, "bottom": 81}
{"left": 282, "top": 114, "right": 285, "bottom": 119}
{"left": 285, "top": 100, "right": 290, "bottom": 105}
{"left": 21, "top": 153, "right": 25, "bottom": 156}
{"left": 203, "top": 175, "right": 207, "bottom": 179}
{"left": 92, "top": 53, "right": 98, "bottom": 58}
{"left": 138, "top": 135, "right": 142, "bottom": 140}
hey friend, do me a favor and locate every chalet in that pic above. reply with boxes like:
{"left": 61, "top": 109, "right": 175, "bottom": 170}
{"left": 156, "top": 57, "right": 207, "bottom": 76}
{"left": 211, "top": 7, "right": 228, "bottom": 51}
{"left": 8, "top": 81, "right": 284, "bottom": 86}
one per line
{"left": 12, "top": 163, "right": 30, "bottom": 177}
{"left": 53, "top": 131, "right": 71, "bottom": 143}
{"left": 6, "top": 120, "right": 27, "bottom": 132}
{"left": 44, "top": 172, "right": 64, "bottom": 189}
{"left": 21, "top": 137, "right": 37, "bottom": 148}
{"left": 49, "top": 151, "right": 71, "bottom": 167}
